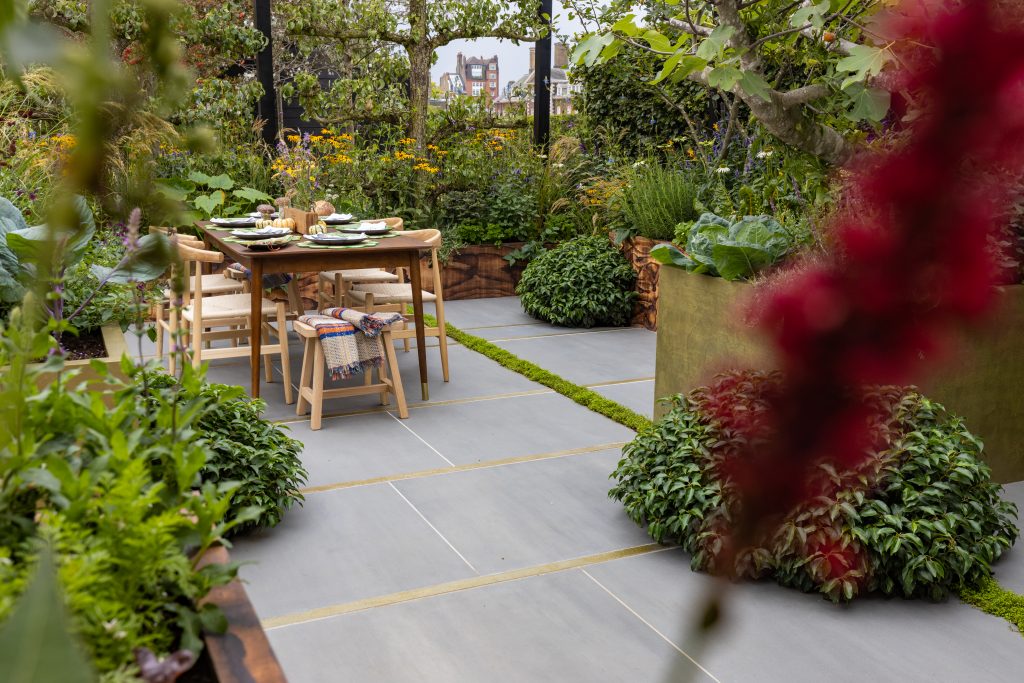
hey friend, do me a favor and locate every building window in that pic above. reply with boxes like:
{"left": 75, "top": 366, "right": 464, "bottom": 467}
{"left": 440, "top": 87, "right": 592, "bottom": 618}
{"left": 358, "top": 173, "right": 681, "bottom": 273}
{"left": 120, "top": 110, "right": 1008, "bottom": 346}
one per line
{"left": 472, "top": 83, "right": 483, "bottom": 96}
{"left": 488, "top": 63, "right": 497, "bottom": 71}
{"left": 488, "top": 72, "right": 497, "bottom": 80}
{"left": 469, "top": 65, "right": 483, "bottom": 78}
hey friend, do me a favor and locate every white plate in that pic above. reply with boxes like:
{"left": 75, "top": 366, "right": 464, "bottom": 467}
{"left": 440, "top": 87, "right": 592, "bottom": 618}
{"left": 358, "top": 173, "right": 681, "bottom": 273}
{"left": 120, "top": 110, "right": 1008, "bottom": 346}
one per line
{"left": 322, "top": 213, "right": 356, "bottom": 224}
{"left": 231, "top": 227, "right": 291, "bottom": 240}
{"left": 211, "top": 217, "right": 256, "bottom": 226}
{"left": 247, "top": 211, "right": 280, "bottom": 219}
{"left": 304, "top": 232, "right": 367, "bottom": 244}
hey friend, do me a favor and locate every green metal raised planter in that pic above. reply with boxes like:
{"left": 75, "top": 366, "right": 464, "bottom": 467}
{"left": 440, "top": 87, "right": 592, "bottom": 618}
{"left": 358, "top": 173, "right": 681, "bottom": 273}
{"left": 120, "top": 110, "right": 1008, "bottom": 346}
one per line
{"left": 653, "top": 266, "right": 1024, "bottom": 483}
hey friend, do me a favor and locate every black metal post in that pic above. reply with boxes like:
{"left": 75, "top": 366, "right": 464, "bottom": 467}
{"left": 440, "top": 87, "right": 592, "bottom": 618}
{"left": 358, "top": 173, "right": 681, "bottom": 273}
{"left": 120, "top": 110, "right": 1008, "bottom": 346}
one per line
{"left": 254, "top": 0, "right": 278, "bottom": 144}
{"left": 533, "top": 0, "right": 552, "bottom": 150}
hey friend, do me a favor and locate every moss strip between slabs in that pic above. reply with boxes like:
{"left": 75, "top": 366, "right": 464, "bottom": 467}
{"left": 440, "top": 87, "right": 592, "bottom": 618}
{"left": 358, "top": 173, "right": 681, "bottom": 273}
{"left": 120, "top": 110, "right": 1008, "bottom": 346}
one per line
{"left": 424, "top": 309, "right": 1024, "bottom": 632}
{"left": 959, "top": 576, "right": 1024, "bottom": 634}
{"left": 420, "top": 312, "right": 652, "bottom": 433}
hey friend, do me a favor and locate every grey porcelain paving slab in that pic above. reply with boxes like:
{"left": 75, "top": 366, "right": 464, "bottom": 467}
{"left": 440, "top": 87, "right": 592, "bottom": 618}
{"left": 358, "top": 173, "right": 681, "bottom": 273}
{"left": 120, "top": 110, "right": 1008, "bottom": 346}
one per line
{"left": 592, "top": 380, "right": 656, "bottom": 419}
{"left": 994, "top": 480, "right": 1024, "bottom": 593}
{"left": 286, "top": 411, "right": 451, "bottom": 488}
{"left": 469, "top": 322, "right": 619, "bottom": 341}
{"left": 394, "top": 448, "right": 648, "bottom": 574}
{"left": 494, "top": 327, "right": 656, "bottom": 386}
{"left": 439, "top": 296, "right": 537, "bottom": 329}
{"left": 230, "top": 484, "right": 476, "bottom": 620}
{"left": 585, "top": 549, "right": 1024, "bottom": 683}
{"left": 393, "top": 392, "right": 635, "bottom": 466}
{"left": 277, "top": 342, "right": 541, "bottom": 417}
{"left": 266, "top": 568, "right": 715, "bottom": 683}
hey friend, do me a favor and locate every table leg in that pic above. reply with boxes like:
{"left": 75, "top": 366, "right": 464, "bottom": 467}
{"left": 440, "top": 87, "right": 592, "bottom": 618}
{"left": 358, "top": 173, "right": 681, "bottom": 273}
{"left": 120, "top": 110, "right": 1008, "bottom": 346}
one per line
{"left": 408, "top": 252, "right": 429, "bottom": 400}
{"left": 250, "top": 259, "right": 263, "bottom": 399}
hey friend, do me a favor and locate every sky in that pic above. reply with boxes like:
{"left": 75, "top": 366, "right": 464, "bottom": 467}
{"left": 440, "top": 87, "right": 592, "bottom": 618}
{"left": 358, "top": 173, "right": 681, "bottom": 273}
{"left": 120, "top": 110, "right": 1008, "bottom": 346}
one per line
{"left": 429, "top": 1, "right": 589, "bottom": 88}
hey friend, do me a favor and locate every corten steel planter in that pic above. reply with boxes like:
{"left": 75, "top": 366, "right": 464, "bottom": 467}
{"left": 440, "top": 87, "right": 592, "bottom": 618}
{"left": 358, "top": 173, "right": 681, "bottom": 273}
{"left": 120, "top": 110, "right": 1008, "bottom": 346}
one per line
{"left": 420, "top": 243, "right": 529, "bottom": 300}
{"left": 618, "top": 235, "right": 667, "bottom": 331}
{"left": 654, "top": 267, "right": 1024, "bottom": 483}
{"left": 195, "top": 546, "right": 288, "bottom": 682}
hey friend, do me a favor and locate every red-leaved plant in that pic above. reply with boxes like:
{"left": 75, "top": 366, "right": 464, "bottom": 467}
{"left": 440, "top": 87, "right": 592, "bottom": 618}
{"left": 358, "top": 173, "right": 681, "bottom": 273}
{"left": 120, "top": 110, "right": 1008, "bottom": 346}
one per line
{"left": 707, "top": 0, "right": 1024, "bottom": 577}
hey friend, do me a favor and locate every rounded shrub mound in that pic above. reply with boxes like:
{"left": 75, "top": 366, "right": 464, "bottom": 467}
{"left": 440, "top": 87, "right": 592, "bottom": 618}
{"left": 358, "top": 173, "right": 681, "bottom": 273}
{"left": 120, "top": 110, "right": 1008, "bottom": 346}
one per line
{"left": 611, "top": 370, "right": 1019, "bottom": 602}
{"left": 517, "top": 235, "right": 637, "bottom": 327}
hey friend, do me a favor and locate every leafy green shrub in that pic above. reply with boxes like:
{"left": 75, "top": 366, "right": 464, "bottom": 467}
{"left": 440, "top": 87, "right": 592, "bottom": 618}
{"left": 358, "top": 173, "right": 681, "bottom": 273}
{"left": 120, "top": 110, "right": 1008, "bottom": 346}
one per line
{"left": 614, "top": 163, "right": 698, "bottom": 241}
{"left": 517, "top": 235, "right": 637, "bottom": 327}
{"left": 612, "top": 371, "right": 1018, "bottom": 602}
{"left": 654, "top": 212, "right": 798, "bottom": 281}
{"left": 0, "top": 320, "right": 252, "bottom": 678}
{"left": 142, "top": 372, "right": 307, "bottom": 532}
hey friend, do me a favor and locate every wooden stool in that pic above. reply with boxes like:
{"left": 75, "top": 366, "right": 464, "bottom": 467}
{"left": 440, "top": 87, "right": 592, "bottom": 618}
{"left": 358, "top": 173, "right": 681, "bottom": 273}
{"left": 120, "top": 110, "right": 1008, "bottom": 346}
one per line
{"left": 294, "top": 320, "right": 409, "bottom": 430}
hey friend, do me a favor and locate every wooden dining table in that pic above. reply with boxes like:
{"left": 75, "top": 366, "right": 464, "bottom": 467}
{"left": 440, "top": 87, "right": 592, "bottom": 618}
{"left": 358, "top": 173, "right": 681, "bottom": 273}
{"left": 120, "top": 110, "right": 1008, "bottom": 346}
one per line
{"left": 198, "top": 222, "right": 432, "bottom": 400}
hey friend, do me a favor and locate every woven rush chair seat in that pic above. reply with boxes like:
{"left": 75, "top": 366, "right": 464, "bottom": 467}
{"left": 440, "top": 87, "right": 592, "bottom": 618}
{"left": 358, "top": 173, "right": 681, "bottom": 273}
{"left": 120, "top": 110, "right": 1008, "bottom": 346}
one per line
{"left": 156, "top": 241, "right": 292, "bottom": 405}
{"left": 182, "top": 293, "right": 280, "bottom": 321}
{"left": 346, "top": 283, "right": 437, "bottom": 304}
{"left": 164, "top": 273, "right": 243, "bottom": 298}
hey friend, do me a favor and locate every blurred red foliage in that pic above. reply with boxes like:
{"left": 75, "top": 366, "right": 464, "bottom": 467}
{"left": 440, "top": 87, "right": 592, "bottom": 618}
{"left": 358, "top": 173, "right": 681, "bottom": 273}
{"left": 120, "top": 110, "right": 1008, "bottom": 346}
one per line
{"left": 707, "top": 0, "right": 1024, "bottom": 556}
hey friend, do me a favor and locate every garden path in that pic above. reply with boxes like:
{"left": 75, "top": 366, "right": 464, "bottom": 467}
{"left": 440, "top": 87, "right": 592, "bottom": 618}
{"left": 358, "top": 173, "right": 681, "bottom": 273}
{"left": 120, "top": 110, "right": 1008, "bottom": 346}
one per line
{"left": 141, "top": 297, "right": 1024, "bottom": 682}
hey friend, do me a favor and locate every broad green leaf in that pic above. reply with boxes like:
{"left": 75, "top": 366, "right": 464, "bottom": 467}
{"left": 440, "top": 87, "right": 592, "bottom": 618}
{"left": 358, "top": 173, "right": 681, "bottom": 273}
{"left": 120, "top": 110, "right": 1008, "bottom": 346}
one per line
{"left": 186, "top": 170, "right": 212, "bottom": 186}
{"left": 0, "top": 197, "right": 28, "bottom": 231}
{"left": 205, "top": 174, "right": 234, "bottom": 191}
{"left": 610, "top": 14, "right": 639, "bottom": 37}
{"left": 193, "top": 190, "right": 225, "bottom": 217}
{"left": 837, "top": 44, "right": 892, "bottom": 89}
{"left": 790, "top": 0, "right": 830, "bottom": 29}
{"left": 640, "top": 29, "right": 677, "bottom": 54}
{"left": 738, "top": 71, "right": 772, "bottom": 102}
{"left": 154, "top": 177, "right": 197, "bottom": 202}
{"left": 652, "top": 51, "right": 707, "bottom": 85}
{"left": 707, "top": 65, "right": 743, "bottom": 91}
{"left": 845, "top": 83, "right": 891, "bottom": 122}
{"left": 6, "top": 195, "right": 95, "bottom": 269}
{"left": 650, "top": 243, "right": 696, "bottom": 270}
{"left": 232, "top": 187, "right": 272, "bottom": 204}
{"left": 0, "top": 547, "right": 96, "bottom": 683}
{"left": 571, "top": 32, "right": 617, "bottom": 67}
{"left": 89, "top": 233, "right": 172, "bottom": 284}
{"left": 695, "top": 25, "right": 735, "bottom": 60}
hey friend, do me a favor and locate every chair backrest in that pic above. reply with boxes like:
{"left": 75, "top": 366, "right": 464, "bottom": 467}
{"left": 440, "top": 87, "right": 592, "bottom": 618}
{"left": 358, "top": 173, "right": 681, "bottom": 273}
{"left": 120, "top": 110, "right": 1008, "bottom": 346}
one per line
{"left": 150, "top": 226, "right": 204, "bottom": 248}
{"left": 383, "top": 217, "right": 404, "bottom": 232}
{"left": 174, "top": 242, "right": 224, "bottom": 309}
{"left": 401, "top": 228, "right": 441, "bottom": 248}
{"left": 400, "top": 229, "right": 443, "bottom": 301}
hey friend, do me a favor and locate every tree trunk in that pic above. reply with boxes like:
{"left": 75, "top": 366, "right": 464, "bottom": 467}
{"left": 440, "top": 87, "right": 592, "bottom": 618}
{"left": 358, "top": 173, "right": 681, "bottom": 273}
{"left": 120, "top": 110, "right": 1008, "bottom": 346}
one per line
{"left": 407, "top": 44, "right": 430, "bottom": 152}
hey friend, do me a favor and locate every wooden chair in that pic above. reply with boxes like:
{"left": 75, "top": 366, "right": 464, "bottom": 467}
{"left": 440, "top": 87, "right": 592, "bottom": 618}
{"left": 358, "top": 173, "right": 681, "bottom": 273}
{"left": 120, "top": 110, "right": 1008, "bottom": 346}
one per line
{"left": 346, "top": 228, "right": 449, "bottom": 383}
{"left": 294, "top": 319, "right": 408, "bottom": 430}
{"left": 156, "top": 242, "right": 293, "bottom": 404}
{"left": 151, "top": 228, "right": 245, "bottom": 356}
{"left": 316, "top": 217, "right": 406, "bottom": 311}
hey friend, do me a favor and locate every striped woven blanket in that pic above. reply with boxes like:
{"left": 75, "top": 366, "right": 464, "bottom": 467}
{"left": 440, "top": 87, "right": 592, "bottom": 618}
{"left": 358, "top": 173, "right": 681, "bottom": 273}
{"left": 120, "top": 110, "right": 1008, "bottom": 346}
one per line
{"left": 322, "top": 307, "right": 403, "bottom": 337}
{"left": 298, "top": 309, "right": 400, "bottom": 380}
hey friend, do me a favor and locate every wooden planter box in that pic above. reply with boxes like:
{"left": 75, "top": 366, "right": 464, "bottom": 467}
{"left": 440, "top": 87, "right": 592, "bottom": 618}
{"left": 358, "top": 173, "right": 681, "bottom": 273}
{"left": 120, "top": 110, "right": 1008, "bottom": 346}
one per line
{"left": 281, "top": 207, "right": 319, "bottom": 235}
{"left": 194, "top": 546, "right": 287, "bottom": 682}
{"left": 618, "top": 235, "right": 668, "bottom": 331}
{"left": 30, "top": 324, "right": 130, "bottom": 391}
{"left": 654, "top": 267, "right": 1024, "bottom": 483}
{"left": 420, "top": 243, "right": 528, "bottom": 300}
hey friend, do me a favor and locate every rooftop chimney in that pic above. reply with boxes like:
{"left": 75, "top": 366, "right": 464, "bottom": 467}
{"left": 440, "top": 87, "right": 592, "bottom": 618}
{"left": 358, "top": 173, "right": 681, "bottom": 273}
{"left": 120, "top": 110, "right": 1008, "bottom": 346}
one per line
{"left": 529, "top": 46, "right": 535, "bottom": 72}
{"left": 554, "top": 42, "right": 568, "bottom": 69}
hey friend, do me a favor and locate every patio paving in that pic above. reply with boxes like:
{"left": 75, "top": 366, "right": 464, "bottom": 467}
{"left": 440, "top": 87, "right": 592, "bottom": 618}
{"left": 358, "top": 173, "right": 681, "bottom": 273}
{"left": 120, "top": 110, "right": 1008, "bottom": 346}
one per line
{"left": 142, "top": 296, "right": 1024, "bottom": 681}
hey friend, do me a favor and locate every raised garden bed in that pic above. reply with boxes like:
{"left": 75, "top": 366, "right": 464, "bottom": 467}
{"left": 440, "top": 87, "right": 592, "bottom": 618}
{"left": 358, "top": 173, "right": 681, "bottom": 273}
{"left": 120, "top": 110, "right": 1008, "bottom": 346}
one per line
{"left": 192, "top": 546, "right": 288, "bottom": 683}
{"left": 30, "top": 323, "right": 130, "bottom": 391}
{"left": 653, "top": 266, "right": 1024, "bottom": 483}
{"left": 421, "top": 243, "right": 528, "bottom": 300}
